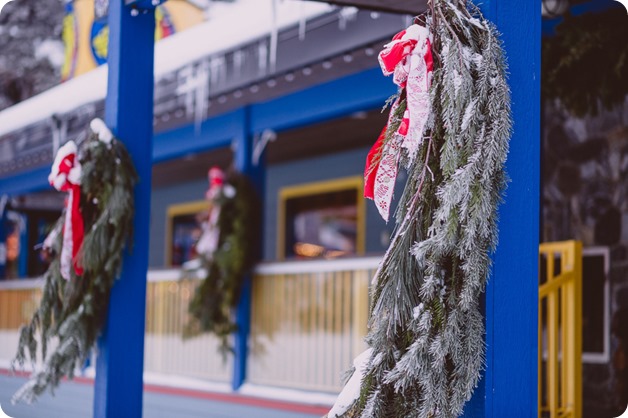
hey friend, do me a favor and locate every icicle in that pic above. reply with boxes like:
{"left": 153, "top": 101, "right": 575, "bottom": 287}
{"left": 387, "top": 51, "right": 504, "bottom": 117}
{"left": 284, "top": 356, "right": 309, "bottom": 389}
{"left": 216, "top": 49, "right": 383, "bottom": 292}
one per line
{"left": 49, "top": 115, "right": 68, "bottom": 156}
{"left": 210, "top": 56, "right": 225, "bottom": 91}
{"left": 269, "top": 0, "right": 279, "bottom": 73}
{"left": 338, "top": 7, "right": 358, "bottom": 31}
{"left": 258, "top": 40, "right": 268, "bottom": 76}
{"left": 177, "top": 65, "right": 195, "bottom": 119}
{"left": 233, "top": 50, "right": 245, "bottom": 78}
{"left": 175, "top": 61, "right": 209, "bottom": 134}
{"left": 298, "top": 1, "right": 307, "bottom": 41}
{"left": 194, "top": 60, "right": 210, "bottom": 135}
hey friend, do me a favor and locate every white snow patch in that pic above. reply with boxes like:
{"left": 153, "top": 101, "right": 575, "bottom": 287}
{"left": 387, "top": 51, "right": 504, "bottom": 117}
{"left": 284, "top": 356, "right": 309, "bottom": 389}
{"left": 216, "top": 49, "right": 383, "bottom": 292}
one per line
{"left": 0, "top": 66, "right": 108, "bottom": 138}
{"left": 461, "top": 99, "right": 477, "bottom": 131}
{"left": 90, "top": 118, "right": 113, "bottom": 144}
{"left": 328, "top": 348, "right": 373, "bottom": 418}
{"left": 239, "top": 383, "right": 337, "bottom": 406}
{"left": 143, "top": 372, "right": 232, "bottom": 393}
{"left": 413, "top": 303, "right": 424, "bottom": 320}
{"left": 35, "top": 39, "right": 65, "bottom": 69}
{"left": 0, "top": 0, "right": 333, "bottom": 138}
{"left": 468, "top": 17, "right": 485, "bottom": 30}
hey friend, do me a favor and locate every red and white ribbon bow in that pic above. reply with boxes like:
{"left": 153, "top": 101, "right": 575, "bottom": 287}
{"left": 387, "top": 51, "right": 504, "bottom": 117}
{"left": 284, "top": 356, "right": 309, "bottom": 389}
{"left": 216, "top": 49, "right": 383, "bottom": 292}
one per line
{"left": 206, "top": 166, "right": 225, "bottom": 200}
{"left": 48, "top": 141, "right": 84, "bottom": 280}
{"left": 365, "top": 24, "right": 434, "bottom": 221}
{"left": 197, "top": 167, "right": 225, "bottom": 259}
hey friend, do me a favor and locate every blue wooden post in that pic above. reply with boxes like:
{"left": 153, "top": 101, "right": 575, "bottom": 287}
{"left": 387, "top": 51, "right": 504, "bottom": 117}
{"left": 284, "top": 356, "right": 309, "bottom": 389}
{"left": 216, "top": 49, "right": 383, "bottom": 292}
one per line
{"left": 232, "top": 107, "right": 265, "bottom": 390}
{"left": 0, "top": 196, "right": 7, "bottom": 280}
{"left": 93, "top": 0, "right": 155, "bottom": 417}
{"left": 482, "top": 0, "right": 541, "bottom": 417}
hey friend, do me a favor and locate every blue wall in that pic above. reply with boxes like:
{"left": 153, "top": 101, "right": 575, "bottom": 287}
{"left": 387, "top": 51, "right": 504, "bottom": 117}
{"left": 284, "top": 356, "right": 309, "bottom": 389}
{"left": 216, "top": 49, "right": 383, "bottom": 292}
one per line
{"left": 149, "top": 147, "right": 400, "bottom": 267}
{"left": 149, "top": 178, "right": 206, "bottom": 268}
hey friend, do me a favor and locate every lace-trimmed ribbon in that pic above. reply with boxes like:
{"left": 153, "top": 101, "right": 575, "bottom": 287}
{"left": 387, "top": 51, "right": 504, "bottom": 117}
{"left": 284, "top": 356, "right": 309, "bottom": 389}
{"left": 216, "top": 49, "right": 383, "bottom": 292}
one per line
{"left": 365, "top": 24, "right": 434, "bottom": 221}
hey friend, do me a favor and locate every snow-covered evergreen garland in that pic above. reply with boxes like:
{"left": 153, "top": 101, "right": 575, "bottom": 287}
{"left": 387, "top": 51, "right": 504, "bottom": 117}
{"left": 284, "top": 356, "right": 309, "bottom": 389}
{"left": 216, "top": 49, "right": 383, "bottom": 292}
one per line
{"left": 12, "top": 119, "right": 137, "bottom": 404}
{"left": 328, "top": 0, "right": 511, "bottom": 417}
{"left": 185, "top": 168, "right": 259, "bottom": 356}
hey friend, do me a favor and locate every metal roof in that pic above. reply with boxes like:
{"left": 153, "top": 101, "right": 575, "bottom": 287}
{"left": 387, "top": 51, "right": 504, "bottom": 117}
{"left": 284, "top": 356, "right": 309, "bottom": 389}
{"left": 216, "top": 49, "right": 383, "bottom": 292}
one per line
{"left": 0, "top": 9, "right": 406, "bottom": 182}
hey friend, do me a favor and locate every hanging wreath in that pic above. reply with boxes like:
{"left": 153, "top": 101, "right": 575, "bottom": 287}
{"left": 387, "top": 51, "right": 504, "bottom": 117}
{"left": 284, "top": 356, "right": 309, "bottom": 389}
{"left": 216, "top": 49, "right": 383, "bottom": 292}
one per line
{"left": 329, "top": 0, "right": 511, "bottom": 417}
{"left": 185, "top": 167, "right": 259, "bottom": 356}
{"left": 12, "top": 119, "right": 137, "bottom": 404}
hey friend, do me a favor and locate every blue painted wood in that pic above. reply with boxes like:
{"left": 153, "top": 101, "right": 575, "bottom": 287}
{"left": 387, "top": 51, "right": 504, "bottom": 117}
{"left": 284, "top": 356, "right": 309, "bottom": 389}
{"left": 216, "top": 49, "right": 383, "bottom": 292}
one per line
{"left": 0, "top": 197, "right": 7, "bottom": 279}
{"left": 153, "top": 110, "right": 244, "bottom": 163}
{"left": 93, "top": 1, "right": 155, "bottom": 417}
{"left": 0, "top": 167, "right": 50, "bottom": 196}
{"left": 17, "top": 214, "right": 28, "bottom": 278}
{"left": 249, "top": 67, "right": 396, "bottom": 134}
{"left": 232, "top": 106, "right": 264, "bottom": 390}
{"left": 481, "top": 0, "right": 541, "bottom": 417}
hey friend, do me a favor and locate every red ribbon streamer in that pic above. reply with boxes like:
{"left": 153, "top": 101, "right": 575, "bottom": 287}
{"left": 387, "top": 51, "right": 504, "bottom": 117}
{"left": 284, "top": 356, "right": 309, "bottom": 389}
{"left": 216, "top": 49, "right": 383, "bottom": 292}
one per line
{"left": 50, "top": 146, "right": 84, "bottom": 278}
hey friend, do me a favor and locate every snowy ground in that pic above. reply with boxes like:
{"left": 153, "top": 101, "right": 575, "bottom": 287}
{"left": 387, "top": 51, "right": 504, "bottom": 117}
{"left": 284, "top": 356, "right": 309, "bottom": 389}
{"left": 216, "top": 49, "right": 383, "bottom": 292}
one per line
{"left": 0, "top": 374, "right": 328, "bottom": 418}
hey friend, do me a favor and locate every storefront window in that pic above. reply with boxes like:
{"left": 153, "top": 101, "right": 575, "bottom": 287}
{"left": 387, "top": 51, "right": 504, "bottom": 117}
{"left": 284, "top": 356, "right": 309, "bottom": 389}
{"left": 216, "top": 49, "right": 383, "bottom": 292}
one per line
{"left": 278, "top": 177, "right": 365, "bottom": 260}
{"left": 166, "top": 201, "right": 209, "bottom": 267}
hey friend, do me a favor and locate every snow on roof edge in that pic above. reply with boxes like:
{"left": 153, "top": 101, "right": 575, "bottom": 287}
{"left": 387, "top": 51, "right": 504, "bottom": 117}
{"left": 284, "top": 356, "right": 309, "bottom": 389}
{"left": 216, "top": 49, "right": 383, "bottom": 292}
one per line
{"left": 0, "top": 0, "right": 334, "bottom": 138}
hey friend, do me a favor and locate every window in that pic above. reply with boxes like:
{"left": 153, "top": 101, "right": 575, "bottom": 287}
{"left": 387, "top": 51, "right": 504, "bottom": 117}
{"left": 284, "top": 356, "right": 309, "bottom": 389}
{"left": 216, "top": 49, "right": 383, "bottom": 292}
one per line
{"left": 0, "top": 210, "right": 58, "bottom": 279}
{"left": 165, "top": 201, "right": 209, "bottom": 267}
{"left": 582, "top": 247, "right": 610, "bottom": 363}
{"left": 277, "top": 176, "right": 365, "bottom": 260}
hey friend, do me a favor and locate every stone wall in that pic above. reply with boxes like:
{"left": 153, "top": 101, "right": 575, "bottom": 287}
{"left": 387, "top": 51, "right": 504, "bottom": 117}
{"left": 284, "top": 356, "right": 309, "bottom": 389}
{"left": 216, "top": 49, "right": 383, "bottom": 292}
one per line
{"left": 543, "top": 99, "right": 628, "bottom": 416}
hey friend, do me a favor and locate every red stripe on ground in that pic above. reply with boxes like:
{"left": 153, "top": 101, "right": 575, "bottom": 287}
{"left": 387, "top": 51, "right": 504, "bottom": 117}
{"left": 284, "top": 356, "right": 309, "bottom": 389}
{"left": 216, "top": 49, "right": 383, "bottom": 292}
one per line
{"left": 0, "top": 368, "right": 331, "bottom": 415}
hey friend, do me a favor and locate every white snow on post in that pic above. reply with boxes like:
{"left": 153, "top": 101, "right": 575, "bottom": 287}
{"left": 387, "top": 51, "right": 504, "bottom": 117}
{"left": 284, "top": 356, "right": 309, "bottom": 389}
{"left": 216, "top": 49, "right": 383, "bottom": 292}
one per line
{"left": 90, "top": 118, "right": 114, "bottom": 144}
{"left": 0, "top": 0, "right": 333, "bottom": 138}
{"left": 328, "top": 348, "right": 373, "bottom": 418}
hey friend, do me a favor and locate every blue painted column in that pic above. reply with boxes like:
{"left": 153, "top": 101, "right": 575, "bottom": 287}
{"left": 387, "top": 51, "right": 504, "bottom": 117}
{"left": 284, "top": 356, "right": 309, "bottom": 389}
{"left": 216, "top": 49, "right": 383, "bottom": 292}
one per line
{"left": 93, "top": 1, "right": 155, "bottom": 417}
{"left": 482, "top": 0, "right": 541, "bottom": 417}
{"left": 232, "top": 107, "right": 265, "bottom": 390}
{"left": 0, "top": 196, "right": 7, "bottom": 279}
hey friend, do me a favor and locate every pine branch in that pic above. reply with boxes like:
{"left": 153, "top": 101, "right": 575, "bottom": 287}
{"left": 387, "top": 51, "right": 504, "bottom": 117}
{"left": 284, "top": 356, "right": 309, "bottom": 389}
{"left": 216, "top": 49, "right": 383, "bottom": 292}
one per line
{"left": 332, "top": 1, "right": 511, "bottom": 416}
{"left": 12, "top": 129, "right": 137, "bottom": 404}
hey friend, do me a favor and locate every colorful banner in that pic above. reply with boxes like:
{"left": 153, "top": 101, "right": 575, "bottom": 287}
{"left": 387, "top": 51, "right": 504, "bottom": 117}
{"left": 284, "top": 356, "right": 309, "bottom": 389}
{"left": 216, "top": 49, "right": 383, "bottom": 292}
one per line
{"left": 90, "top": 5, "right": 175, "bottom": 66}
{"left": 61, "top": 2, "right": 78, "bottom": 81}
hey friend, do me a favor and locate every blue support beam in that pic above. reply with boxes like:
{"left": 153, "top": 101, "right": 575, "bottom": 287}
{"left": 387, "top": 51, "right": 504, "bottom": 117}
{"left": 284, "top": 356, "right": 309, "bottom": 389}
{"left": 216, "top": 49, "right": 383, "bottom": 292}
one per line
{"left": 231, "top": 107, "right": 265, "bottom": 390}
{"left": 0, "top": 196, "right": 7, "bottom": 279}
{"left": 250, "top": 67, "right": 396, "bottom": 134}
{"left": 153, "top": 110, "right": 243, "bottom": 163}
{"left": 481, "top": 0, "right": 541, "bottom": 417}
{"left": 93, "top": 1, "right": 155, "bottom": 417}
{"left": 0, "top": 167, "right": 50, "bottom": 197}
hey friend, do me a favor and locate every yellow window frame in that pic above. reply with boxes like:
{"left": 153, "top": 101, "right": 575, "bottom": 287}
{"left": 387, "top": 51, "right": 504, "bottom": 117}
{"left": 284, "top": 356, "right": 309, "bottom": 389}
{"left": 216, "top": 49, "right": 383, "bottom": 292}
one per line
{"left": 276, "top": 176, "right": 366, "bottom": 260}
{"left": 164, "top": 200, "right": 210, "bottom": 267}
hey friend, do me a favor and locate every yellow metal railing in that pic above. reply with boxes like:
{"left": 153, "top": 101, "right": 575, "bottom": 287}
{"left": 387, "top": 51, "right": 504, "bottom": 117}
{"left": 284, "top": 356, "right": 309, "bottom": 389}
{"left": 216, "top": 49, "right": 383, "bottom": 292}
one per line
{"left": 539, "top": 241, "right": 582, "bottom": 418}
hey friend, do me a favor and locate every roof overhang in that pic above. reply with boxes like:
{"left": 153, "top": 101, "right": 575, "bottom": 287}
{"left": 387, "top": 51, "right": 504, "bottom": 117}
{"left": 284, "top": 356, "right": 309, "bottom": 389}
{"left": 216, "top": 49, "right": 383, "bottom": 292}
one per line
{"left": 308, "top": 0, "right": 427, "bottom": 14}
